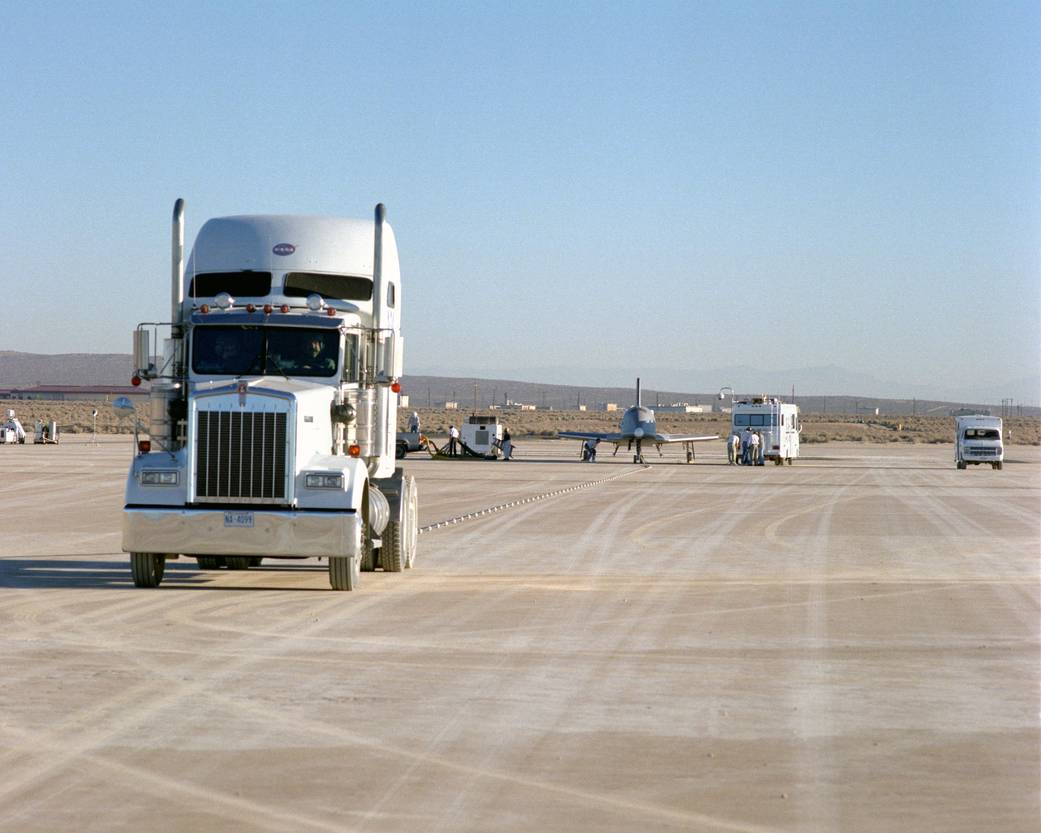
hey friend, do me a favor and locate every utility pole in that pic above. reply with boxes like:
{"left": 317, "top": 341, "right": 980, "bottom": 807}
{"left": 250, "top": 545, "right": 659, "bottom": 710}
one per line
{"left": 472, "top": 382, "right": 478, "bottom": 415}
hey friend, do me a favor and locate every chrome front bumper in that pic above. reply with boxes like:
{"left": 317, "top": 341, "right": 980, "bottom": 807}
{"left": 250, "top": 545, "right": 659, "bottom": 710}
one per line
{"left": 122, "top": 506, "right": 361, "bottom": 557}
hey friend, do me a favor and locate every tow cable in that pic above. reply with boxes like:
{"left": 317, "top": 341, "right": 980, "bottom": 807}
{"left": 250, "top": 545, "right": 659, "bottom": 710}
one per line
{"left": 418, "top": 465, "right": 647, "bottom": 534}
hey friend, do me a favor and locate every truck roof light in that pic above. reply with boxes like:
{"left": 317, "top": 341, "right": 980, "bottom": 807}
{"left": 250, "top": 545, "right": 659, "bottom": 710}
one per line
{"left": 306, "top": 293, "right": 324, "bottom": 312}
{"left": 215, "top": 291, "right": 234, "bottom": 310}
{"left": 326, "top": 306, "right": 336, "bottom": 316}
{"left": 246, "top": 303, "right": 256, "bottom": 313}
{"left": 263, "top": 303, "right": 273, "bottom": 314}
{"left": 279, "top": 304, "right": 290, "bottom": 313}
{"left": 131, "top": 376, "right": 141, "bottom": 387}
{"left": 138, "top": 440, "right": 151, "bottom": 453}
{"left": 199, "top": 303, "right": 210, "bottom": 314}
{"left": 348, "top": 444, "right": 361, "bottom": 457}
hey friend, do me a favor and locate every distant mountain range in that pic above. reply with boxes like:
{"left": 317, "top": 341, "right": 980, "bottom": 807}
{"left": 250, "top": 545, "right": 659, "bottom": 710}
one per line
{"left": 2, "top": 351, "right": 1037, "bottom": 416}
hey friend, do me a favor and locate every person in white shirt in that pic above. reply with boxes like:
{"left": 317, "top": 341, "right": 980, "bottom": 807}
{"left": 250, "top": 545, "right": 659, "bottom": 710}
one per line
{"left": 448, "top": 424, "right": 459, "bottom": 456}
{"left": 728, "top": 431, "right": 740, "bottom": 464}
{"left": 750, "top": 431, "right": 761, "bottom": 465}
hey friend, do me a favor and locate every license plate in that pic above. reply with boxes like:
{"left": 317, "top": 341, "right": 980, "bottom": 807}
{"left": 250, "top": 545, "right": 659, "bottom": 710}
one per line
{"left": 224, "top": 511, "right": 254, "bottom": 528}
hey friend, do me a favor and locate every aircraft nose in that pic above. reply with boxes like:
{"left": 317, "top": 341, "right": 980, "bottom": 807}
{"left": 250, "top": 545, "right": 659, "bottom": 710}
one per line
{"left": 634, "top": 427, "right": 645, "bottom": 438}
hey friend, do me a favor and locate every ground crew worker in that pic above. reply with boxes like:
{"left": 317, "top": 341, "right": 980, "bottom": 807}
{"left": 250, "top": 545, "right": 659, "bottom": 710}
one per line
{"left": 408, "top": 411, "right": 420, "bottom": 433}
{"left": 501, "top": 427, "right": 514, "bottom": 461}
{"left": 583, "top": 437, "right": 598, "bottom": 462}
{"left": 728, "top": 431, "right": 740, "bottom": 464}
{"left": 751, "top": 431, "right": 761, "bottom": 465}
{"left": 741, "top": 427, "right": 753, "bottom": 464}
{"left": 448, "top": 424, "right": 459, "bottom": 456}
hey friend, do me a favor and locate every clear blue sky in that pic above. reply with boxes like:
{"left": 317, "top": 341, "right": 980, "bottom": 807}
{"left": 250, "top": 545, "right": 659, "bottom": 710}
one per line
{"left": 2, "top": 1, "right": 1038, "bottom": 401}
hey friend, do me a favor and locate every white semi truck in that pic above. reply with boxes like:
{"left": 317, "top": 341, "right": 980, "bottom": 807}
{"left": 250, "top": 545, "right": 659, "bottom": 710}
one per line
{"left": 121, "top": 201, "right": 418, "bottom": 590}
{"left": 954, "top": 414, "right": 1003, "bottom": 470}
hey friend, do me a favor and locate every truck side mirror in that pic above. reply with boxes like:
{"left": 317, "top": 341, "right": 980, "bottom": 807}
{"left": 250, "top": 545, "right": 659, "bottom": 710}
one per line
{"left": 376, "top": 334, "right": 403, "bottom": 382}
{"left": 133, "top": 329, "right": 154, "bottom": 378}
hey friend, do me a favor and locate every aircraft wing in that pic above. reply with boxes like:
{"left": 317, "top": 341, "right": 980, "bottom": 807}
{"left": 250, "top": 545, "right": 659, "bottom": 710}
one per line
{"left": 653, "top": 433, "right": 720, "bottom": 444}
{"left": 558, "top": 431, "right": 623, "bottom": 442}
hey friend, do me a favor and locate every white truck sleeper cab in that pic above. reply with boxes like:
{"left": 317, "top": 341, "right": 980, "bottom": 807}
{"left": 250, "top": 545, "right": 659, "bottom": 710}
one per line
{"left": 121, "top": 201, "right": 418, "bottom": 590}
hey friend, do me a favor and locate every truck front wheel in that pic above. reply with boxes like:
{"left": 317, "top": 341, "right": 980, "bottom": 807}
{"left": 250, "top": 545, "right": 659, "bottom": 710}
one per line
{"left": 382, "top": 473, "right": 418, "bottom": 572}
{"left": 396, "top": 441, "right": 408, "bottom": 459}
{"left": 957, "top": 461, "right": 967, "bottom": 470}
{"left": 131, "top": 553, "right": 165, "bottom": 587}
{"left": 329, "top": 555, "right": 359, "bottom": 590}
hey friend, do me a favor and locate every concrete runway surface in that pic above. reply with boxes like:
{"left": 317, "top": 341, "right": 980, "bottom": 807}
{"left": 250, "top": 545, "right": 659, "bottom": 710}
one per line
{"left": 0, "top": 437, "right": 1037, "bottom": 833}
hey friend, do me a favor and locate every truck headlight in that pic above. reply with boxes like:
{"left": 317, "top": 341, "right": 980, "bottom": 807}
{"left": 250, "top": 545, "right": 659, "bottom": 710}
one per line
{"left": 305, "top": 473, "right": 343, "bottom": 489}
{"left": 141, "top": 470, "right": 179, "bottom": 486}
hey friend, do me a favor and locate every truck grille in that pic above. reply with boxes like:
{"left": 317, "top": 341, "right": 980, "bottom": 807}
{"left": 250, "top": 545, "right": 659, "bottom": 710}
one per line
{"left": 968, "top": 447, "right": 998, "bottom": 456}
{"left": 195, "top": 410, "right": 288, "bottom": 501}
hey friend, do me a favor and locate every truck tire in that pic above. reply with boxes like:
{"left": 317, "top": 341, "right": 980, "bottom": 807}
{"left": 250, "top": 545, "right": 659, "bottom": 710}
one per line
{"left": 957, "top": 461, "right": 966, "bottom": 470}
{"left": 993, "top": 462, "right": 1003, "bottom": 470}
{"left": 224, "top": 556, "right": 251, "bottom": 570}
{"left": 131, "top": 553, "right": 165, "bottom": 587}
{"left": 382, "top": 473, "right": 418, "bottom": 572}
{"left": 197, "top": 556, "right": 222, "bottom": 570}
{"left": 329, "top": 555, "right": 359, "bottom": 590}
{"left": 396, "top": 441, "right": 408, "bottom": 459}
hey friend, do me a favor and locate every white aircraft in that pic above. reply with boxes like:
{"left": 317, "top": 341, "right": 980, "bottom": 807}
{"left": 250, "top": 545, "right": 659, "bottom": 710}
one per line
{"left": 559, "top": 379, "right": 718, "bottom": 463}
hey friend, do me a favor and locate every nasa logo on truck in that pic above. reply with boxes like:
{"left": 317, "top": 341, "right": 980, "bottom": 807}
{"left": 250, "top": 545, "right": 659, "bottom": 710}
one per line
{"left": 272, "top": 243, "right": 296, "bottom": 256}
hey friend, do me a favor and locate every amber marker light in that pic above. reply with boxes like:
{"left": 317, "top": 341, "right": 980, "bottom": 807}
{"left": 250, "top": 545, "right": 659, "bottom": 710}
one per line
{"left": 131, "top": 376, "right": 141, "bottom": 387}
{"left": 138, "top": 440, "right": 151, "bottom": 453}
{"left": 348, "top": 444, "right": 361, "bottom": 457}
{"left": 326, "top": 306, "right": 336, "bottom": 316}
{"left": 279, "top": 304, "right": 290, "bottom": 313}
{"left": 246, "top": 303, "right": 256, "bottom": 313}
{"left": 263, "top": 304, "right": 273, "bottom": 314}
{"left": 199, "top": 304, "right": 210, "bottom": 314}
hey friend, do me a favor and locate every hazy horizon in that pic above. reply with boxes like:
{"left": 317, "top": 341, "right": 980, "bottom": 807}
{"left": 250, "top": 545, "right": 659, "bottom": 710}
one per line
{"left": 2, "top": 3, "right": 1038, "bottom": 400}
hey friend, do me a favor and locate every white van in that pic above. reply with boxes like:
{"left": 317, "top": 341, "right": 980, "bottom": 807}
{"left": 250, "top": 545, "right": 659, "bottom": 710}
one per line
{"left": 955, "top": 415, "right": 1003, "bottom": 470}
{"left": 731, "top": 397, "right": 800, "bottom": 465}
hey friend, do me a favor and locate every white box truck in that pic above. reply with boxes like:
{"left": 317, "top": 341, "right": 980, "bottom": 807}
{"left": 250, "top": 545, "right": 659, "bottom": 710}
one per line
{"left": 121, "top": 201, "right": 418, "bottom": 590}
{"left": 955, "top": 415, "right": 1003, "bottom": 470}
{"left": 731, "top": 397, "right": 800, "bottom": 465}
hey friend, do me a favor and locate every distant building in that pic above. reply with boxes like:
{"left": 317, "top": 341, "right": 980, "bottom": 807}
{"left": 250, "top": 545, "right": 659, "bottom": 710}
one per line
{"left": 577, "top": 404, "right": 587, "bottom": 412}
{"left": 399, "top": 394, "right": 410, "bottom": 408}
{"left": 656, "top": 404, "right": 705, "bottom": 413}
{"left": 444, "top": 401, "right": 459, "bottom": 410}
{"left": 600, "top": 403, "right": 618, "bottom": 412}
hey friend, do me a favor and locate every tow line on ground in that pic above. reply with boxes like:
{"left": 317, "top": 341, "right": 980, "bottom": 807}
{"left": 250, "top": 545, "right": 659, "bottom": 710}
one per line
{"left": 418, "top": 465, "right": 647, "bottom": 535}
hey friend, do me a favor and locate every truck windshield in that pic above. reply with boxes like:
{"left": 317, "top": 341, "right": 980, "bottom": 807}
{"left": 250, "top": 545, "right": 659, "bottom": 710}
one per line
{"left": 192, "top": 326, "right": 339, "bottom": 377}
{"left": 964, "top": 428, "right": 1000, "bottom": 440}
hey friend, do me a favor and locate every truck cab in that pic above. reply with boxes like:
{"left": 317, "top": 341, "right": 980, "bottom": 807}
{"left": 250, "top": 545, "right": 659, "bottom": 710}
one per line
{"left": 122, "top": 203, "right": 418, "bottom": 590}
{"left": 955, "top": 415, "right": 1004, "bottom": 470}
